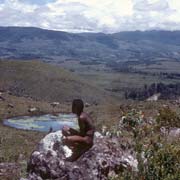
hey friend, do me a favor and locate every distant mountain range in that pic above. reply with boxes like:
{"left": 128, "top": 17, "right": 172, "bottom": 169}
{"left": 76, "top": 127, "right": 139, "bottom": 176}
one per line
{"left": 0, "top": 26, "right": 180, "bottom": 64}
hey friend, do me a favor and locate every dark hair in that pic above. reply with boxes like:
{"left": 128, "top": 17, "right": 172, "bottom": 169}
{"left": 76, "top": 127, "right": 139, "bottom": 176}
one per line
{"left": 72, "top": 99, "right": 84, "bottom": 112}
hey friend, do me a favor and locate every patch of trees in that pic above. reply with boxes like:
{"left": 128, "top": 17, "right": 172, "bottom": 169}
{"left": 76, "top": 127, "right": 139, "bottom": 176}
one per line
{"left": 80, "top": 60, "right": 101, "bottom": 65}
{"left": 159, "top": 72, "right": 180, "bottom": 79}
{"left": 125, "top": 82, "right": 180, "bottom": 100}
{"left": 132, "top": 71, "right": 180, "bottom": 80}
{"left": 106, "top": 61, "right": 133, "bottom": 72}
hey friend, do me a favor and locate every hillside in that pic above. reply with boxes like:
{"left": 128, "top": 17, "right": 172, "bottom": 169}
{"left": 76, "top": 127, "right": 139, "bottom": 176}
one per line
{"left": 0, "top": 60, "right": 110, "bottom": 103}
{"left": 0, "top": 27, "right": 180, "bottom": 65}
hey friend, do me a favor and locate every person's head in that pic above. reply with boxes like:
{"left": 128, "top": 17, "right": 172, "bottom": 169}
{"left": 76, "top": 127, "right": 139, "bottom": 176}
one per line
{"left": 72, "top": 99, "right": 84, "bottom": 116}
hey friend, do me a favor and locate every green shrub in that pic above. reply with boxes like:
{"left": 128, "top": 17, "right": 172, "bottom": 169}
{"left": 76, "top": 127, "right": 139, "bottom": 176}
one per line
{"left": 113, "top": 121, "right": 180, "bottom": 180}
{"left": 122, "top": 109, "right": 144, "bottom": 130}
{"left": 156, "top": 107, "right": 180, "bottom": 128}
{"left": 144, "top": 140, "right": 180, "bottom": 180}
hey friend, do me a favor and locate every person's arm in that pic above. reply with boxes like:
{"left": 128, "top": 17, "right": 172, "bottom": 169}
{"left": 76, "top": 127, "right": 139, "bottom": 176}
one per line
{"left": 69, "top": 128, "right": 80, "bottom": 136}
{"left": 62, "top": 126, "right": 80, "bottom": 136}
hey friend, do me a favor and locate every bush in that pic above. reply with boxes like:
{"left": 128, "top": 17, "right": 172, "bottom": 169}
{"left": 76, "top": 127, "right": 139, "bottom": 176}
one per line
{"left": 121, "top": 109, "right": 144, "bottom": 130}
{"left": 144, "top": 142, "right": 180, "bottom": 180}
{"left": 113, "top": 119, "right": 180, "bottom": 180}
{"left": 156, "top": 107, "right": 180, "bottom": 128}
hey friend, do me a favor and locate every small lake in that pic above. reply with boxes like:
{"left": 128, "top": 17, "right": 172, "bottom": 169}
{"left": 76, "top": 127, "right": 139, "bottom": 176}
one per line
{"left": 3, "top": 114, "right": 79, "bottom": 132}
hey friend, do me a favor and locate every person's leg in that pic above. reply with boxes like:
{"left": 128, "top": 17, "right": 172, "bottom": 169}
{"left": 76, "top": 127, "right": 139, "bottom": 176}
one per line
{"left": 65, "top": 143, "right": 92, "bottom": 162}
{"left": 62, "top": 128, "right": 80, "bottom": 148}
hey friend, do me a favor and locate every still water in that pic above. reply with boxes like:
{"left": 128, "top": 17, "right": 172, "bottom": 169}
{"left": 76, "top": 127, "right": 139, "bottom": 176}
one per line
{"left": 3, "top": 114, "right": 78, "bottom": 132}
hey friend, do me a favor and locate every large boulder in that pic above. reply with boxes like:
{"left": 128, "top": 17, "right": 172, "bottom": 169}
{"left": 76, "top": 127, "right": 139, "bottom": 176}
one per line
{"left": 22, "top": 131, "right": 138, "bottom": 180}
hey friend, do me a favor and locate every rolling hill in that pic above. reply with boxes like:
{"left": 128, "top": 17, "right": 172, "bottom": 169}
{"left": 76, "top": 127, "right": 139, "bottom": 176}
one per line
{"left": 0, "top": 60, "right": 110, "bottom": 103}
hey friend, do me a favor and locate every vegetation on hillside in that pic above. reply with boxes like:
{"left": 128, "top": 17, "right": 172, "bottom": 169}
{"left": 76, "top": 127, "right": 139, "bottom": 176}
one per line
{"left": 125, "top": 82, "right": 180, "bottom": 100}
{"left": 108, "top": 107, "right": 180, "bottom": 180}
{"left": 0, "top": 60, "right": 110, "bottom": 103}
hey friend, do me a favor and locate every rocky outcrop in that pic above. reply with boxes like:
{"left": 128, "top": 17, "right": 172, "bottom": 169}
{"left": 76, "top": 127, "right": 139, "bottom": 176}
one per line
{"left": 160, "top": 127, "right": 180, "bottom": 139}
{"left": 22, "top": 131, "right": 138, "bottom": 180}
{"left": 146, "top": 93, "right": 161, "bottom": 101}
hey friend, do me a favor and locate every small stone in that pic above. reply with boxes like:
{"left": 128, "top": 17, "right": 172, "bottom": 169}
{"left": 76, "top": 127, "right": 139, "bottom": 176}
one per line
{"left": 85, "top": 102, "right": 91, "bottom": 107}
{"left": 8, "top": 103, "right": 14, "bottom": 108}
{"left": 51, "top": 102, "right": 60, "bottom": 107}
{"left": 28, "top": 107, "right": 39, "bottom": 113}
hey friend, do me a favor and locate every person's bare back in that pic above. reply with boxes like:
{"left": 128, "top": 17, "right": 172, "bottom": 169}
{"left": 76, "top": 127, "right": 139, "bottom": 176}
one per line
{"left": 62, "top": 99, "right": 95, "bottom": 161}
{"left": 78, "top": 112, "right": 94, "bottom": 143}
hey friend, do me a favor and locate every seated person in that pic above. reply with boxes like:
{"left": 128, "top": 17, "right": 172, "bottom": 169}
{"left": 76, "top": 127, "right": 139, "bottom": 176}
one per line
{"left": 62, "top": 99, "right": 95, "bottom": 162}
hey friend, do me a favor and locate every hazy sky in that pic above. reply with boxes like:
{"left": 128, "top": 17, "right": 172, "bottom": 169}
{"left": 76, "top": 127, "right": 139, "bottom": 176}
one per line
{"left": 0, "top": 0, "right": 180, "bottom": 33}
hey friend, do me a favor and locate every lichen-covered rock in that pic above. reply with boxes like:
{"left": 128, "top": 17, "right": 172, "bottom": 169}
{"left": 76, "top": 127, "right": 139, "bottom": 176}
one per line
{"left": 24, "top": 131, "right": 138, "bottom": 180}
{"left": 37, "top": 130, "right": 72, "bottom": 157}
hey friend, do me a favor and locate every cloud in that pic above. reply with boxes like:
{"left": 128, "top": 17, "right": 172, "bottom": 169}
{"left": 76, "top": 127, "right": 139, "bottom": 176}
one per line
{"left": 22, "top": 0, "right": 56, "bottom": 5}
{"left": 114, "top": 0, "right": 180, "bottom": 32}
{"left": 0, "top": 0, "right": 180, "bottom": 33}
{"left": 42, "top": 0, "right": 133, "bottom": 32}
{"left": 134, "top": 0, "right": 169, "bottom": 11}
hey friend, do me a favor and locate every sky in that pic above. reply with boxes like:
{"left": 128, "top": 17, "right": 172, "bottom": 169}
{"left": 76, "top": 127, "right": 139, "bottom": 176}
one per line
{"left": 0, "top": 0, "right": 180, "bottom": 33}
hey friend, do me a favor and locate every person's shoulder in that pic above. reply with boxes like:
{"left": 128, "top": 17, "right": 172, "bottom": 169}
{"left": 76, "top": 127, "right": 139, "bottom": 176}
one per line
{"left": 80, "top": 112, "right": 88, "bottom": 120}
{"left": 80, "top": 112, "right": 94, "bottom": 124}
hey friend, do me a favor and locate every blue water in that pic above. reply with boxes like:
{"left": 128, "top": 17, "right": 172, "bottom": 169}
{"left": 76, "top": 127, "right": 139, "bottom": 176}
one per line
{"left": 3, "top": 114, "right": 78, "bottom": 132}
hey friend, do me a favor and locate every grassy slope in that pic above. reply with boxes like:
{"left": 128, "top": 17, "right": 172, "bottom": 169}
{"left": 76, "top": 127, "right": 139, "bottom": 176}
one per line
{"left": 0, "top": 60, "right": 113, "bottom": 104}
{"left": 0, "top": 92, "right": 70, "bottom": 162}
{"left": 0, "top": 92, "right": 65, "bottom": 179}
{"left": 0, "top": 60, "right": 116, "bottom": 176}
